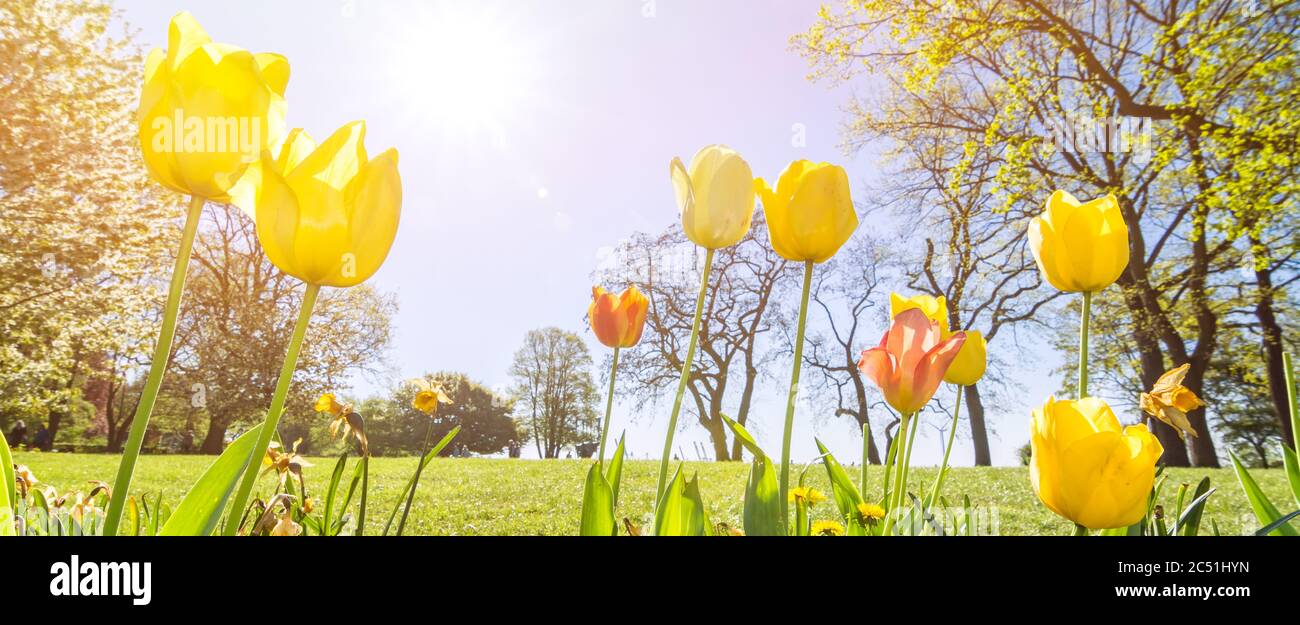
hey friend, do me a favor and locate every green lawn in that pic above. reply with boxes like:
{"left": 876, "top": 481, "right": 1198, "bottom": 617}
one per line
{"left": 12, "top": 451, "right": 1295, "bottom": 536}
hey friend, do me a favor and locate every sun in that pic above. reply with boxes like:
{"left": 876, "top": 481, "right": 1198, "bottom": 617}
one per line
{"left": 383, "top": 4, "right": 538, "bottom": 146}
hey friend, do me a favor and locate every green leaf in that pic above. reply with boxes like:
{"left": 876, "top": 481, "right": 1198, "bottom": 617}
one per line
{"left": 722, "top": 414, "right": 767, "bottom": 460}
{"left": 160, "top": 425, "right": 262, "bottom": 536}
{"left": 742, "top": 457, "right": 782, "bottom": 536}
{"left": 322, "top": 452, "right": 349, "bottom": 536}
{"left": 1176, "top": 478, "right": 1214, "bottom": 537}
{"left": 0, "top": 428, "right": 14, "bottom": 536}
{"left": 1230, "top": 451, "right": 1299, "bottom": 536}
{"left": 579, "top": 463, "right": 616, "bottom": 536}
{"left": 815, "top": 438, "right": 867, "bottom": 536}
{"left": 1256, "top": 510, "right": 1300, "bottom": 537}
{"left": 722, "top": 415, "right": 781, "bottom": 536}
{"left": 606, "top": 433, "right": 626, "bottom": 509}
{"left": 654, "top": 467, "right": 711, "bottom": 536}
{"left": 1281, "top": 444, "right": 1300, "bottom": 510}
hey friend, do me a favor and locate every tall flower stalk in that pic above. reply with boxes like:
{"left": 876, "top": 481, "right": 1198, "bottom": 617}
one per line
{"left": 224, "top": 284, "right": 319, "bottom": 534}
{"left": 656, "top": 249, "right": 715, "bottom": 501}
{"left": 102, "top": 196, "right": 203, "bottom": 535}
{"left": 224, "top": 121, "right": 402, "bottom": 533}
{"left": 105, "top": 11, "right": 291, "bottom": 535}
{"left": 777, "top": 260, "right": 814, "bottom": 528}
{"left": 756, "top": 160, "right": 859, "bottom": 533}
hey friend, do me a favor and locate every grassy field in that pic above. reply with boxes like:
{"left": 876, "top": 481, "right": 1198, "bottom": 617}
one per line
{"left": 13, "top": 451, "right": 1294, "bottom": 535}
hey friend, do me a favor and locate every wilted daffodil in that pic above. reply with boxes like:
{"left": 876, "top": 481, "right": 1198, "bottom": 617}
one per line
{"left": 271, "top": 511, "right": 302, "bottom": 537}
{"left": 1028, "top": 191, "right": 1129, "bottom": 294}
{"left": 1139, "top": 364, "right": 1202, "bottom": 440}
{"left": 411, "top": 378, "right": 453, "bottom": 417}
{"left": 670, "top": 145, "right": 756, "bottom": 250}
{"left": 859, "top": 309, "right": 967, "bottom": 416}
{"left": 756, "top": 160, "right": 859, "bottom": 263}
{"left": 237, "top": 121, "right": 401, "bottom": 288}
{"left": 589, "top": 285, "right": 649, "bottom": 349}
{"left": 318, "top": 393, "right": 368, "bottom": 455}
{"left": 890, "top": 293, "right": 949, "bottom": 332}
{"left": 263, "top": 438, "right": 312, "bottom": 488}
{"left": 14, "top": 464, "right": 37, "bottom": 499}
{"left": 137, "top": 12, "right": 289, "bottom": 201}
{"left": 1030, "top": 396, "right": 1163, "bottom": 530}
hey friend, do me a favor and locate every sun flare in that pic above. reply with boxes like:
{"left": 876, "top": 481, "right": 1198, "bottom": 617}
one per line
{"left": 384, "top": 4, "right": 537, "bottom": 145}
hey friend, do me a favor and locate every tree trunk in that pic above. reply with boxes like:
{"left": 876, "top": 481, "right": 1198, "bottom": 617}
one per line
{"left": 729, "top": 366, "right": 759, "bottom": 461}
{"left": 853, "top": 373, "right": 882, "bottom": 464}
{"left": 200, "top": 419, "right": 228, "bottom": 454}
{"left": 1251, "top": 247, "right": 1294, "bottom": 447}
{"left": 705, "top": 417, "right": 730, "bottom": 461}
{"left": 1121, "top": 272, "right": 1191, "bottom": 467}
{"left": 964, "top": 384, "right": 991, "bottom": 466}
{"left": 45, "top": 411, "right": 63, "bottom": 451}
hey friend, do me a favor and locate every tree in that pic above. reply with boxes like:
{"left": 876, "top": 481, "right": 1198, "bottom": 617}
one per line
{"left": 367, "top": 372, "right": 520, "bottom": 457}
{"left": 601, "top": 214, "right": 795, "bottom": 460}
{"left": 796, "top": 0, "right": 1300, "bottom": 466}
{"left": 509, "top": 327, "right": 598, "bottom": 458}
{"left": 0, "top": 0, "right": 173, "bottom": 446}
{"left": 167, "top": 203, "right": 395, "bottom": 453}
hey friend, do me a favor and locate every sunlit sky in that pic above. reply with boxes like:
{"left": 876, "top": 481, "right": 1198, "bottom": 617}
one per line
{"left": 115, "top": 0, "right": 1066, "bottom": 465}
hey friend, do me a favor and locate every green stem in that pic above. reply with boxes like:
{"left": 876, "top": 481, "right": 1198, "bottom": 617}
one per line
{"left": 597, "top": 348, "right": 620, "bottom": 470}
{"left": 898, "top": 414, "right": 919, "bottom": 511}
{"left": 860, "top": 422, "right": 871, "bottom": 499}
{"left": 356, "top": 455, "right": 369, "bottom": 536}
{"left": 779, "top": 261, "right": 815, "bottom": 532}
{"left": 656, "top": 248, "right": 714, "bottom": 503}
{"left": 1283, "top": 353, "right": 1298, "bottom": 452}
{"left": 883, "top": 413, "right": 912, "bottom": 535}
{"left": 396, "top": 420, "right": 435, "bottom": 536}
{"left": 103, "top": 195, "right": 205, "bottom": 536}
{"left": 1079, "top": 290, "right": 1091, "bottom": 399}
{"left": 223, "top": 282, "right": 320, "bottom": 535}
{"left": 1073, "top": 523, "right": 1090, "bottom": 537}
{"left": 927, "top": 385, "right": 963, "bottom": 509}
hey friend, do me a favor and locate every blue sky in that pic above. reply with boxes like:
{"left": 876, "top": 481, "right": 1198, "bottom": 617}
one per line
{"left": 115, "top": 0, "right": 1067, "bottom": 465}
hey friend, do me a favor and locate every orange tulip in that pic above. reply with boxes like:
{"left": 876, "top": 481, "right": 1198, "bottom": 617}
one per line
{"left": 858, "top": 308, "right": 966, "bottom": 414}
{"left": 589, "top": 285, "right": 649, "bottom": 348}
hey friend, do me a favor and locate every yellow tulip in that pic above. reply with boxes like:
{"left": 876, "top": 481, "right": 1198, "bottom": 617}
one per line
{"left": 237, "top": 121, "right": 401, "bottom": 287}
{"left": 670, "top": 145, "right": 756, "bottom": 249}
{"left": 1028, "top": 191, "right": 1130, "bottom": 293}
{"left": 137, "top": 12, "right": 289, "bottom": 201}
{"left": 756, "top": 160, "right": 858, "bottom": 263}
{"left": 889, "top": 292, "right": 949, "bottom": 334}
{"left": 1030, "top": 396, "right": 1163, "bottom": 529}
{"left": 944, "top": 329, "right": 987, "bottom": 386}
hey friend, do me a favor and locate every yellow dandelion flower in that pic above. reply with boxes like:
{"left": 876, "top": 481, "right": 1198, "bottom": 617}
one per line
{"left": 857, "top": 502, "right": 886, "bottom": 526}
{"left": 812, "top": 520, "right": 845, "bottom": 536}
{"left": 789, "top": 486, "right": 827, "bottom": 507}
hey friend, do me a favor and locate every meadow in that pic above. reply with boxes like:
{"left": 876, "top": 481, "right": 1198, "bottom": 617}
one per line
{"left": 15, "top": 452, "right": 1290, "bottom": 536}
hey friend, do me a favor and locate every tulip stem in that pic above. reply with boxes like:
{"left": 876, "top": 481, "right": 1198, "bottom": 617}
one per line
{"left": 1079, "top": 290, "right": 1091, "bottom": 399}
{"left": 778, "top": 261, "right": 815, "bottom": 534}
{"left": 102, "top": 195, "right": 205, "bottom": 536}
{"left": 224, "top": 282, "right": 320, "bottom": 535}
{"left": 927, "top": 385, "right": 963, "bottom": 510}
{"left": 656, "top": 248, "right": 715, "bottom": 504}
{"left": 861, "top": 422, "right": 871, "bottom": 498}
{"left": 1073, "top": 523, "right": 1090, "bottom": 537}
{"left": 597, "top": 348, "right": 620, "bottom": 471}
{"left": 884, "top": 412, "right": 913, "bottom": 535}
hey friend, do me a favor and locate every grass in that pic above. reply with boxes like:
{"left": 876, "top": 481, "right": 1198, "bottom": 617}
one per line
{"left": 13, "top": 451, "right": 1296, "bottom": 536}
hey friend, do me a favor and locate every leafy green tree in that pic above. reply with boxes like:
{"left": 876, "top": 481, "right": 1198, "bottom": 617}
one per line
{"left": 0, "top": 0, "right": 173, "bottom": 446}
{"left": 509, "top": 327, "right": 598, "bottom": 459}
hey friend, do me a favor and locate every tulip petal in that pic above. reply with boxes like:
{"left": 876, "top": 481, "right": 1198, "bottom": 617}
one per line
{"left": 253, "top": 154, "right": 303, "bottom": 281}
{"left": 254, "top": 53, "right": 290, "bottom": 97}
{"left": 670, "top": 156, "right": 694, "bottom": 218}
{"left": 340, "top": 148, "right": 402, "bottom": 287}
